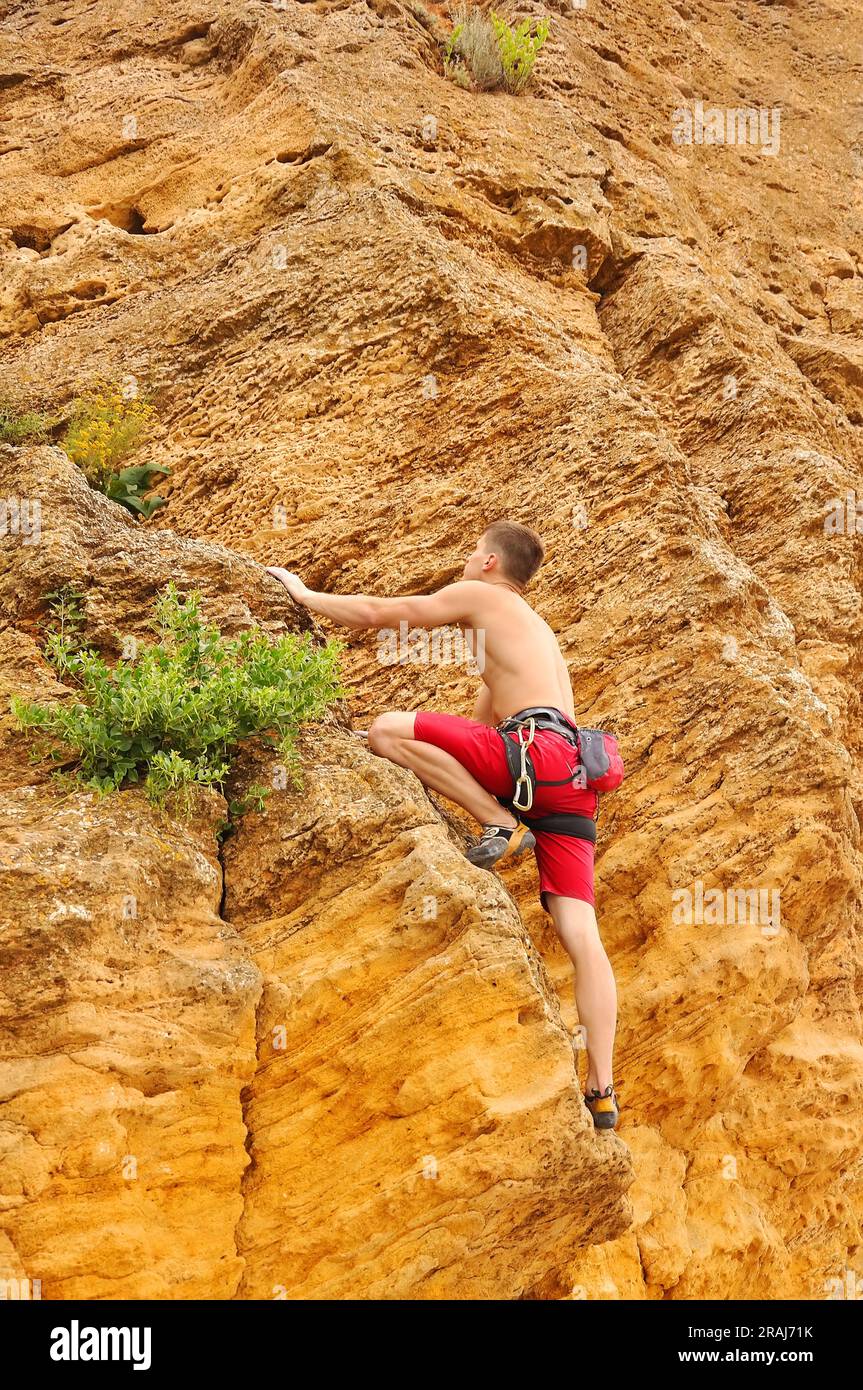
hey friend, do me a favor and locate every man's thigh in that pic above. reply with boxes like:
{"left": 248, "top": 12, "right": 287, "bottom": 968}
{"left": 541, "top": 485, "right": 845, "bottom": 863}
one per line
{"left": 535, "top": 833, "right": 596, "bottom": 913}
{"left": 369, "top": 711, "right": 417, "bottom": 741}
{"left": 414, "top": 710, "right": 513, "bottom": 798}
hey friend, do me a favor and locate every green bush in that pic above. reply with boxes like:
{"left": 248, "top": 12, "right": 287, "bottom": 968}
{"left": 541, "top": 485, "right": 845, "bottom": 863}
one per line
{"left": 0, "top": 401, "right": 52, "bottom": 444}
{"left": 12, "top": 583, "right": 345, "bottom": 816}
{"left": 490, "top": 11, "right": 550, "bottom": 93}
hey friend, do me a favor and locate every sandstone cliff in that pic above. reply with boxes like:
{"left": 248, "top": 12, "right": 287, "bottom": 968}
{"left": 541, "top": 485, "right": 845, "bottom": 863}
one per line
{"left": 1, "top": 0, "right": 861, "bottom": 1299}
{"left": 0, "top": 447, "right": 631, "bottom": 1298}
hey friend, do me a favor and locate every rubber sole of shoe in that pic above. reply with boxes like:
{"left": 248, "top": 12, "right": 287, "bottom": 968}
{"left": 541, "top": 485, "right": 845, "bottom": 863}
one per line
{"left": 589, "top": 1111, "right": 619, "bottom": 1131}
{"left": 467, "top": 824, "right": 536, "bottom": 870}
{"left": 585, "top": 1094, "right": 620, "bottom": 1130}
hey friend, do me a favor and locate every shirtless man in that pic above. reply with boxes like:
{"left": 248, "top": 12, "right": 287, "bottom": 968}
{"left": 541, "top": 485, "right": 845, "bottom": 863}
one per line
{"left": 266, "top": 520, "right": 619, "bottom": 1128}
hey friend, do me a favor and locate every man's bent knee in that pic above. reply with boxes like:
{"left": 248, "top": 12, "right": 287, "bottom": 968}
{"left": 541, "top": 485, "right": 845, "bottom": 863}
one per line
{"left": 368, "top": 711, "right": 416, "bottom": 756}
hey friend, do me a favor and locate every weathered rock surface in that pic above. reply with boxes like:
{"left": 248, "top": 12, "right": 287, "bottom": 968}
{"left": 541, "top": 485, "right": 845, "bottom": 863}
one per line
{"left": 0, "top": 443, "right": 313, "bottom": 649}
{"left": 0, "top": 0, "right": 861, "bottom": 1299}
{"left": 0, "top": 779, "right": 259, "bottom": 1300}
{"left": 226, "top": 731, "right": 629, "bottom": 1299}
{"left": 0, "top": 453, "right": 631, "bottom": 1298}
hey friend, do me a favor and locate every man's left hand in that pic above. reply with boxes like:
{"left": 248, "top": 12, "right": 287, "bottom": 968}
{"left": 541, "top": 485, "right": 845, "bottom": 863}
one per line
{"left": 266, "top": 567, "right": 311, "bottom": 605}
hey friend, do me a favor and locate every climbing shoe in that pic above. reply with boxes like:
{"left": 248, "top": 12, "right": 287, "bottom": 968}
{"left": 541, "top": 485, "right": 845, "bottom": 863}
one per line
{"left": 584, "top": 1084, "right": 620, "bottom": 1130}
{"left": 467, "top": 822, "right": 536, "bottom": 871}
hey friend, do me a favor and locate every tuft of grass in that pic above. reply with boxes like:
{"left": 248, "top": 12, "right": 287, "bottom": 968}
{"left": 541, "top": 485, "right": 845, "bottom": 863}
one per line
{"left": 405, "top": 0, "right": 448, "bottom": 39}
{"left": 12, "top": 583, "right": 346, "bottom": 820}
{"left": 443, "top": 6, "right": 549, "bottom": 93}
{"left": 0, "top": 401, "right": 53, "bottom": 444}
{"left": 447, "top": 3, "right": 504, "bottom": 89}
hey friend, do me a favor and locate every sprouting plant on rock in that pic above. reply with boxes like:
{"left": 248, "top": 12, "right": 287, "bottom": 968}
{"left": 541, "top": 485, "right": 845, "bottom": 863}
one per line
{"left": 442, "top": 6, "right": 550, "bottom": 93}
{"left": 489, "top": 11, "right": 550, "bottom": 94}
{"left": 12, "top": 583, "right": 346, "bottom": 820}
{"left": 0, "top": 400, "right": 54, "bottom": 444}
{"left": 40, "top": 586, "right": 89, "bottom": 668}
{"left": 443, "top": 19, "right": 467, "bottom": 81}
{"left": 102, "top": 463, "right": 171, "bottom": 519}
{"left": 60, "top": 380, "right": 170, "bottom": 519}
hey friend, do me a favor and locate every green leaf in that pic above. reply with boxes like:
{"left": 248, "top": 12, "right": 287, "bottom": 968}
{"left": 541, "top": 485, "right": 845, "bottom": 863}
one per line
{"left": 116, "top": 464, "right": 170, "bottom": 485}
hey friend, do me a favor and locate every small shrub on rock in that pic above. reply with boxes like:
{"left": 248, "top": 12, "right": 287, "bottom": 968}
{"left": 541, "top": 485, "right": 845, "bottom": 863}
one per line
{"left": 12, "top": 583, "right": 345, "bottom": 816}
{"left": 0, "top": 401, "right": 52, "bottom": 444}
{"left": 443, "top": 5, "right": 549, "bottom": 93}
{"left": 60, "top": 380, "right": 169, "bottom": 519}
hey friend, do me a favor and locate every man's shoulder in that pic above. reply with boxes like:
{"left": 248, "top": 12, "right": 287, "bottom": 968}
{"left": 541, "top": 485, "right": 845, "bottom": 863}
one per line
{"left": 434, "top": 579, "right": 494, "bottom": 605}
{"left": 441, "top": 580, "right": 527, "bottom": 601}
{"left": 459, "top": 581, "right": 531, "bottom": 616}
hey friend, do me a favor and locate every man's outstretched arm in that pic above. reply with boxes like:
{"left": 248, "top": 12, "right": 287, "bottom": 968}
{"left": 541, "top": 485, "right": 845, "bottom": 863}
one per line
{"left": 265, "top": 568, "right": 483, "bottom": 630}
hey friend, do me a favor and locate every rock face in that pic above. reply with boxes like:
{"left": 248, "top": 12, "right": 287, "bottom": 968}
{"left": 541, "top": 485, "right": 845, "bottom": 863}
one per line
{"left": 0, "top": 452, "right": 631, "bottom": 1299}
{"left": 226, "top": 730, "right": 629, "bottom": 1300}
{"left": 1, "top": 0, "right": 862, "bottom": 1300}
{"left": 0, "top": 779, "right": 259, "bottom": 1300}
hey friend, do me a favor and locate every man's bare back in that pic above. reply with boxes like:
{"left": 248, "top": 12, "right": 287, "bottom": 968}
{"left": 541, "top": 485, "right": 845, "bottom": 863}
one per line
{"left": 456, "top": 582, "right": 575, "bottom": 724}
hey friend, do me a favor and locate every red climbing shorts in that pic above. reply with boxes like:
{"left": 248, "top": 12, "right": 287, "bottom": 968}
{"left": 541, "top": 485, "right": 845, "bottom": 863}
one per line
{"left": 413, "top": 710, "right": 597, "bottom": 912}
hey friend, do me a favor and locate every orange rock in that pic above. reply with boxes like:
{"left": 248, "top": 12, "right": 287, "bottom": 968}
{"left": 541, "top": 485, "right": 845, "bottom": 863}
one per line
{"left": 0, "top": 0, "right": 861, "bottom": 1300}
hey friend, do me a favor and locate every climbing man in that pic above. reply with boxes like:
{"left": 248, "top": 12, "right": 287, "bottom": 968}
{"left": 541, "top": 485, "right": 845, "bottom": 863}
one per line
{"left": 266, "top": 520, "right": 620, "bottom": 1129}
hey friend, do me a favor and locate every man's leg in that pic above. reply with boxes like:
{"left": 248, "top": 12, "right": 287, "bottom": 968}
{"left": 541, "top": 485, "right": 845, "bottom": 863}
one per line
{"left": 367, "top": 711, "right": 517, "bottom": 829}
{"left": 545, "top": 894, "right": 617, "bottom": 1094}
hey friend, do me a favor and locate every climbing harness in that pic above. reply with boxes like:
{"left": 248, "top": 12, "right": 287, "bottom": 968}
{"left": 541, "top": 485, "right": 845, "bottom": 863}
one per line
{"left": 495, "top": 706, "right": 623, "bottom": 841}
